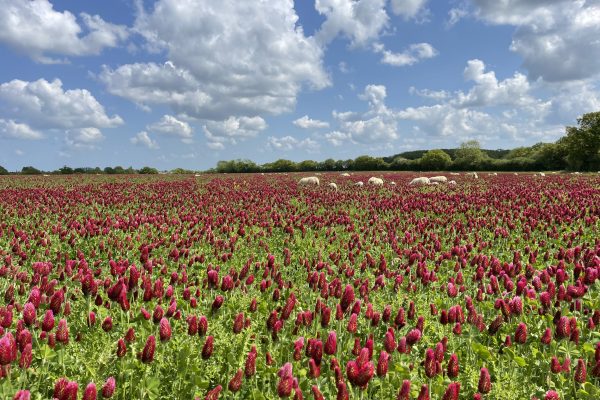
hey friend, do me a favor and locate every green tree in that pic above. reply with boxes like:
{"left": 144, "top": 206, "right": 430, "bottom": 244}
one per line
{"left": 352, "top": 155, "right": 388, "bottom": 171}
{"left": 318, "top": 158, "right": 336, "bottom": 171}
{"left": 563, "top": 111, "right": 600, "bottom": 171}
{"left": 419, "top": 149, "right": 452, "bottom": 171}
{"left": 297, "top": 160, "right": 318, "bottom": 171}
{"left": 263, "top": 159, "right": 297, "bottom": 172}
{"left": 139, "top": 166, "right": 159, "bottom": 174}
{"left": 454, "top": 140, "right": 486, "bottom": 170}
{"left": 21, "top": 166, "right": 41, "bottom": 175}
{"left": 0, "top": 165, "right": 8, "bottom": 175}
{"left": 58, "top": 166, "right": 74, "bottom": 174}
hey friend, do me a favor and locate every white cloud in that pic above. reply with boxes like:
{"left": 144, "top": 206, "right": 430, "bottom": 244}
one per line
{"left": 472, "top": 0, "right": 600, "bottom": 82}
{"left": 108, "top": 0, "right": 328, "bottom": 123}
{"left": 267, "top": 136, "right": 320, "bottom": 152}
{"left": 0, "top": 78, "right": 123, "bottom": 130}
{"left": 65, "top": 127, "right": 104, "bottom": 149}
{"left": 0, "top": 0, "right": 128, "bottom": 63}
{"left": 0, "top": 119, "right": 43, "bottom": 140}
{"left": 390, "top": 0, "right": 429, "bottom": 19}
{"left": 324, "top": 84, "right": 400, "bottom": 146}
{"left": 315, "top": 0, "right": 389, "bottom": 47}
{"left": 203, "top": 116, "right": 267, "bottom": 149}
{"left": 293, "top": 115, "right": 330, "bottom": 129}
{"left": 409, "top": 86, "right": 450, "bottom": 101}
{"left": 147, "top": 115, "right": 193, "bottom": 142}
{"left": 452, "top": 59, "right": 549, "bottom": 114}
{"left": 447, "top": 7, "right": 469, "bottom": 27}
{"left": 131, "top": 131, "right": 159, "bottom": 149}
{"left": 374, "top": 42, "right": 438, "bottom": 67}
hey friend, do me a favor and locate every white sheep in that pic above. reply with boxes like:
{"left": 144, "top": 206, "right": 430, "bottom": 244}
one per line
{"left": 488, "top": 172, "right": 498, "bottom": 176}
{"left": 390, "top": 181, "right": 396, "bottom": 186}
{"left": 539, "top": 172, "right": 546, "bottom": 177}
{"left": 448, "top": 180, "right": 457, "bottom": 185}
{"left": 429, "top": 181, "right": 440, "bottom": 186}
{"left": 298, "top": 176, "right": 320, "bottom": 186}
{"left": 368, "top": 177, "right": 384, "bottom": 186}
{"left": 514, "top": 173, "right": 518, "bottom": 176}
{"left": 429, "top": 176, "right": 448, "bottom": 183}
{"left": 409, "top": 177, "right": 430, "bottom": 185}
{"left": 341, "top": 173, "right": 351, "bottom": 177}
{"left": 450, "top": 172, "right": 460, "bottom": 176}
{"left": 328, "top": 182, "right": 338, "bottom": 191}
{"left": 466, "top": 172, "right": 479, "bottom": 179}
{"left": 355, "top": 181, "right": 364, "bottom": 187}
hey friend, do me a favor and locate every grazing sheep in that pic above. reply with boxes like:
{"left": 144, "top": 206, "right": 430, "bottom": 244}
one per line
{"left": 448, "top": 180, "right": 457, "bottom": 185}
{"left": 328, "top": 182, "right": 338, "bottom": 191}
{"left": 539, "top": 172, "right": 546, "bottom": 177}
{"left": 341, "top": 173, "right": 351, "bottom": 177}
{"left": 298, "top": 176, "right": 320, "bottom": 186}
{"left": 450, "top": 172, "right": 460, "bottom": 176}
{"left": 429, "top": 181, "right": 440, "bottom": 186}
{"left": 390, "top": 181, "right": 396, "bottom": 186}
{"left": 429, "top": 176, "right": 448, "bottom": 183}
{"left": 368, "top": 177, "right": 384, "bottom": 186}
{"left": 466, "top": 172, "right": 479, "bottom": 179}
{"left": 514, "top": 173, "right": 518, "bottom": 176}
{"left": 409, "top": 177, "right": 430, "bottom": 185}
{"left": 488, "top": 172, "right": 498, "bottom": 176}
{"left": 355, "top": 181, "right": 364, "bottom": 187}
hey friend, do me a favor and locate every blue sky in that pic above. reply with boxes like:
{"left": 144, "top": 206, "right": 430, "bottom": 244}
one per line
{"left": 1, "top": 0, "right": 599, "bottom": 171}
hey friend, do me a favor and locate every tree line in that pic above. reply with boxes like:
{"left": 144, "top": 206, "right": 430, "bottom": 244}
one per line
{"left": 1, "top": 111, "right": 599, "bottom": 175}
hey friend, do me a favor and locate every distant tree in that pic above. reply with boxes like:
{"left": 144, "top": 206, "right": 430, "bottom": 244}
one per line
{"left": 0, "top": 165, "right": 8, "bottom": 175}
{"left": 454, "top": 140, "right": 487, "bottom": 170}
{"left": 171, "top": 168, "right": 196, "bottom": 174}
{"left": 352, "top": 155, "right": 388, "bottom": 171}
{"left": 297, "top": 160, "right": 318, "bottom": 171}
{"left": 21, "top": 166, "right": 41, "bottom": 175}
{"left": 533, "top": 142, "right": 568, "bottom": 170}
{"left": 104, "top": 167, "right": 115, "bottom": 174}
{"left": 419, "top": 149, "right": 452, "bottom": 171}
{"left": 263, "top": 159, "right": 297, "bottom": 172}
{"left": 319, "top": 158, "right": 336, "bottom": 171}
{"left": 58, "top": 166, "right": 74, "bottom": 174}
{"left": 139, "top": 166, "right": 159, "bottom": 174}
{"left": 563, "top": 111, "right": 600, "bottom": 171}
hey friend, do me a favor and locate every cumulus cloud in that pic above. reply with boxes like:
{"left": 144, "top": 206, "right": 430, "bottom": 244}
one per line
{"left": 324, "top": 84, "right": 400, "bottom": 146}
{"left": 147, "top": 115, "right": 193, "bottom": 143}
{"left": 409, "top": 86, "right": 450, "bottom": 101}
{"left": 452, "top": 59, "right": 550, "bottom": 115}
{"left": 471, "top": 0, "right": 600, "bottom": 82}
{"left": 105, "top": 0, "right": 328, "bottom": 124}
{"left": 0, "top": 78, "right": 123, "bottom": 130}
{"left": 315, "top": 0, "right": 389, "bottom": 47}
{"left": 267, "top": 136, "right": 320, "bottom": 152}
{"left": 0, "top": 0, "right": 128, "bottom": 63}
{"left": 293, "top": 115, "right": 330, "bottom": 129}
{"left": 374, "top": 42, "right": 438, "bottom": 67}
{"left": 0, "top": 119, "right": 43, "bottom": 140}
{"left": 390, "top": 0, "right": 429, "bottom": 19}
{"left": 203, "top": 116, "right": 268, "bottom": 149}
{"left": 131, "top": 131, "right": 159, "bottom": 149}
{"left": 64, "top": 127, "right": 104, "bottom": 149}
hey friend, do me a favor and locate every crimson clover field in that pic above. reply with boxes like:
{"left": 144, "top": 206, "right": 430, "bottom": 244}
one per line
{"left": 0, "top": 172, "right": 599, "bottom": 400}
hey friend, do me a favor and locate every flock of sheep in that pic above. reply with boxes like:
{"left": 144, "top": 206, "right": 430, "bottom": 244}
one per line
{"left": 297, "top": 170, "right": 574, "bottom": 190}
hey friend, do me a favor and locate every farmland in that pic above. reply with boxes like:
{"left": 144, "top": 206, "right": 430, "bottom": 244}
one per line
{"left": 0, "top": 172, "right": 599, "bottom": 400}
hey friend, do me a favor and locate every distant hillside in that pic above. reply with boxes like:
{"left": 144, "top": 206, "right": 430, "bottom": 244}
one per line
{"left": 383, "top": 148, "right": 511, "bottom": 163}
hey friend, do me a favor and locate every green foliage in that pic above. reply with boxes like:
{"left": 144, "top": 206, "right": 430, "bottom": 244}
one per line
{"left": 454, "top": 140, "right": 487, "bottom": 170}
{"left": 351, "top": 155, "right": 388, "bottom": 171}
{"left": 216, "top": 159, "right": 260, "bottom": 173}
{"left": 0, "top": 165, "right": 8, "bottom": 175}
{"left": 21, "top": 165, "right": 42, "bottom": 175}
{"left": 418, "top": 149, "right": 452, "bottom": 171}
{"left": 138, "top": 166, "right": 159, "bottom": 174}
{"left": 563, "top": 111, "right": 600, "bottom": 171}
